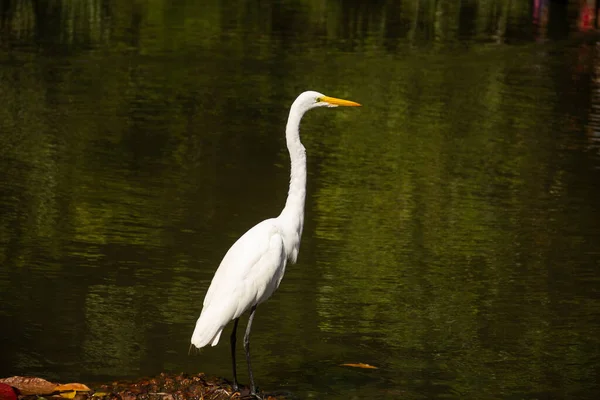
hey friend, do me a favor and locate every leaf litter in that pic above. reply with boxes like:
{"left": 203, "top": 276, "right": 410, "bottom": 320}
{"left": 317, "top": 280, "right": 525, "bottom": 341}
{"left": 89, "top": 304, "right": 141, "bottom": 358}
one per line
{"left": 0, "top": 374, "right": 286, "bottom": 400}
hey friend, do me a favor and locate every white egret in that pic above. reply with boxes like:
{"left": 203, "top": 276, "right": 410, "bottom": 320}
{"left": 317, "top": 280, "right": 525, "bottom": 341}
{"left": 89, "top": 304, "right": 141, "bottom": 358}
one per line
{"left": 190, "top": 91, "right": 360, "bottom": 397}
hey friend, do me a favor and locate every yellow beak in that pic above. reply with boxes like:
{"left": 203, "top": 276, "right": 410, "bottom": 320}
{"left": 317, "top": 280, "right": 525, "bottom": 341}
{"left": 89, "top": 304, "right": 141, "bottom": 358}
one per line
{"left": 320, "top": 96, "right": 361, "bottom": 107}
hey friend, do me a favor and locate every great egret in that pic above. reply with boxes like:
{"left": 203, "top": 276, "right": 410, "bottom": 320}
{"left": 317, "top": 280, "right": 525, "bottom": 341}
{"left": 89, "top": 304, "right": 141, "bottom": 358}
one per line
{"left": 190, "top": 91, "right": 360, "bottom": 397}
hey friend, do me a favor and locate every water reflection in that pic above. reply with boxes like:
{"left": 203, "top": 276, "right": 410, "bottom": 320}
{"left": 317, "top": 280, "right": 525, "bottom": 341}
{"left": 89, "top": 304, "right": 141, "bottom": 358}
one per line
{"left": 2, "top": 0, "right": 600, "bottom": 52}
{"left": 1, "top": 1, "right": 600, "bottom": 399}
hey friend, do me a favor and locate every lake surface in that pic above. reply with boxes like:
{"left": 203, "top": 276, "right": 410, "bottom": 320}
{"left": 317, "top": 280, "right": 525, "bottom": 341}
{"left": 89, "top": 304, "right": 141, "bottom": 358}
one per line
{"left": 1, "top": 1, "right": 600, "bottom": 399}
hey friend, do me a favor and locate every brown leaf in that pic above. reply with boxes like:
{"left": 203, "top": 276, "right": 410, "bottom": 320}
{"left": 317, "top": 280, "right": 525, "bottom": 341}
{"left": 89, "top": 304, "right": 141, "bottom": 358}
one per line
{"left": 55, "top": 384, "right": 91, "bottom": 392}
{"left": 340, "top": 363, "right": 378, "bottom": 369}
{"left": 0, "top": 377, "right": 57, "bottom": 395}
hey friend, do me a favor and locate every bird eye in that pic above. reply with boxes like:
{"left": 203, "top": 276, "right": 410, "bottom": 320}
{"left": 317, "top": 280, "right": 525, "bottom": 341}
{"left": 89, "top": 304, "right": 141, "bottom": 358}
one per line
{"left": 315, "top": 97, "right": 322, "bottom": 103}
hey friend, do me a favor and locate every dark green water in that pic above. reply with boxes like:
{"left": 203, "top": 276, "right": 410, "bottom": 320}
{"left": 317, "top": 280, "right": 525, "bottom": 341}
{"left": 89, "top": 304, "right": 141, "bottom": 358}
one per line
{"left": 2, "top": 1, "right": 600, "bottom": 399}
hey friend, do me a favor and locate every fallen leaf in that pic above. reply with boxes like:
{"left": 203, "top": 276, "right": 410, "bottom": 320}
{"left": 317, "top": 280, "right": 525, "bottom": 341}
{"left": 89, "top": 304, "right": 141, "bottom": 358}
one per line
{"left": 55, "top": 384, "right": 91, "bottom": 392}
{"left": 0, "top": 377, "right": 57, "bottom": 395}
{"left": 59, "top": 391, "right": 76, "bottom": 399}
{"left": 92, "top": 392, "right": 108, "bottom": 397}
{"left": 340, "top": 363, "right": 378, "bottom": 369}
{"left": 0, "top": 383, "right": 19, "bottom": 400}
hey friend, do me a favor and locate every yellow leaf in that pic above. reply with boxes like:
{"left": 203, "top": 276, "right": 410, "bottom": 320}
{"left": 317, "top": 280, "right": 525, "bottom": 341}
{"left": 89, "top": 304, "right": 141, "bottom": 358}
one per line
{"left": 55, "top": 384, "right": 91, "bottom": 392}
{"left": 340, "top": 363, "right": 378, "bottom": 369}
{"left": 59, "top": 391, "right": 76, "bottom": 399}
{"left": 92, "top": 392, "right": 108, "bottom": 397}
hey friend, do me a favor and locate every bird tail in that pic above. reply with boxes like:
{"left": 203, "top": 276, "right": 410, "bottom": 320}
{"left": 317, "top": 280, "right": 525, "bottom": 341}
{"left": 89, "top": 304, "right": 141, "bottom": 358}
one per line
{"left": 190, "top": 311, "right": 224, "bottom": 349}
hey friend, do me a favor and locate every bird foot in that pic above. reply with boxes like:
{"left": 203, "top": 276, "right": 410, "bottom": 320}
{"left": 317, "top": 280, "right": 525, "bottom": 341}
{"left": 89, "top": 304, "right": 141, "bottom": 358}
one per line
{"left": 230, "top": 386, "right": 262, "bottom": 400}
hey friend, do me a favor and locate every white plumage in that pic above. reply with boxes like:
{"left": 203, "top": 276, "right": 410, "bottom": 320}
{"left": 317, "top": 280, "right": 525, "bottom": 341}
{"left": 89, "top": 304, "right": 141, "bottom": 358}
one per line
{"left": 191, "top": 220, "right": 286, "bottom": 348}
{"left": 190, "top": 91, "right": 360, "bottom": 396}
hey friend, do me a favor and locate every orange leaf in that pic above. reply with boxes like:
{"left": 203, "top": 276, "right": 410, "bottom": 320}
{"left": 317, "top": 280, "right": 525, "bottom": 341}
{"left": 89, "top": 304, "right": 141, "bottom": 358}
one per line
{"left": 340, "top": 363, "right": 378, "bottom": 369}
{"left": 55, "top": 384, "right": 91, "bottom": 392}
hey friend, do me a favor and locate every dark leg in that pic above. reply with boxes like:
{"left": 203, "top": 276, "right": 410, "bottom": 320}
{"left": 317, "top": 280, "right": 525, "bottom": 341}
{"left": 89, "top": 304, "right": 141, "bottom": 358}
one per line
{"left": 244, "top": 305, "right": 260, "bottom": 397}
{"left": 230, "top": 318, "right": 240, "bottom": 392}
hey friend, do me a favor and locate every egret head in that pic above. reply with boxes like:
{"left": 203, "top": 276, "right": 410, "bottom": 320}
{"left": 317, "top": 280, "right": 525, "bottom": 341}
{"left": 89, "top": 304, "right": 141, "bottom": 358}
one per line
{"left": 293, "top": 91, "right": 361, "bottom": 114}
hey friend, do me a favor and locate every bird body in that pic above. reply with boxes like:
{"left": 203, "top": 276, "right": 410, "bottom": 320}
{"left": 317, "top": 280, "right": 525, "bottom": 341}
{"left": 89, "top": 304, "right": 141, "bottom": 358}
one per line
{"left": 190, "top": 91, "right": 360, "bottom": 396}
{"left": 191, "top": 219, "right": 287, "bottom": 348}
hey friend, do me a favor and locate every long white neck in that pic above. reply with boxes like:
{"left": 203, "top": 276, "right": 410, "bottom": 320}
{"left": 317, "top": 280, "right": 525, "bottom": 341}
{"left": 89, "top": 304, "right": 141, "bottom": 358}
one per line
{"left": 278, "top": 104, "right": 307, "bottom": 264}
